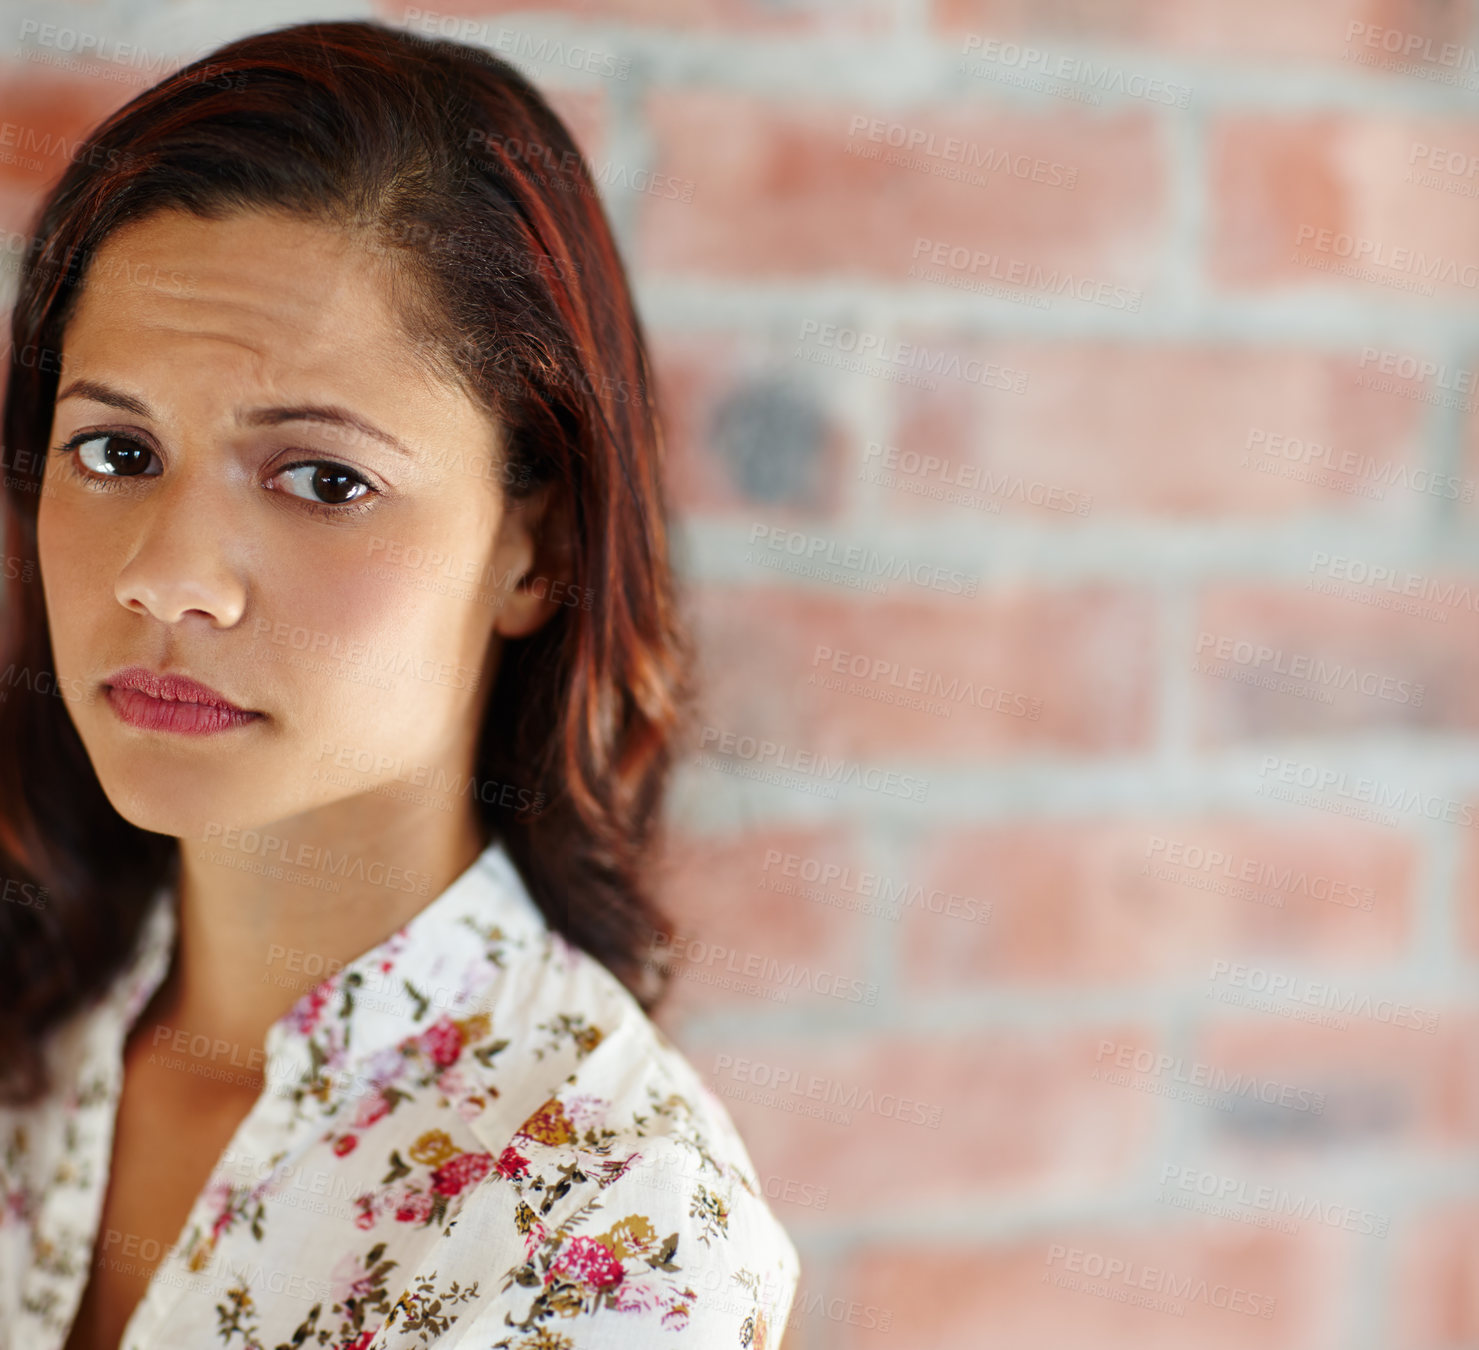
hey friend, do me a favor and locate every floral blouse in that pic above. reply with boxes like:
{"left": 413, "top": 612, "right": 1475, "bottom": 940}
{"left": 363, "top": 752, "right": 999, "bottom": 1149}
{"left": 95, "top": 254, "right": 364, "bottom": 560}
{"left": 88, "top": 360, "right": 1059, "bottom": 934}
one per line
{"left": 0, "top": 838, "right": 800, "bottom": 1348}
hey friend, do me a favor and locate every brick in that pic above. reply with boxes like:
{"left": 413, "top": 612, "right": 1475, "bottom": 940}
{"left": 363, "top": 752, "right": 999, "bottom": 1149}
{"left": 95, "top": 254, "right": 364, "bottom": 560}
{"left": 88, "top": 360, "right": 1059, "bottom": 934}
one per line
{"left": 1366, "top": 344, "right": 1479, "bottom": 503}
{"left": 651, "top": 826, "right": 873, "bottom": 1016}
{"left": 650, "top": 331, "right": 852, "bottom": 516}
{"left": 688, "top": 583, "right": 1156, "bottom": 760}
{"left": 692, "top": 1029, "right": 1151, "bottom": 1217}
{"left": 894, "top": 339, "right": 1422, "bottom": 518}
{"left": 0, "top": 69, "right": 130, "bottom": 192}
{"left": 834, "top": 1226, "right": 1339, "bottom": 1350}
{"left": 899, "top": 818, "right": 1415, "bottom": 989}
{"left": 1449, "top": 830, "right": 1479, "bottom": 962}
{"left": 933, "top": 0, "right": 1473, "bottom": 64}
{"left": 1389, "top": 1203, "right": 1479, "bottom": 1348}
{"left": 1195, "top": 1016, "right": 1479, "bottom": 1148}
{"left": 1456, "top": 370, "right": 1479, "bottom": 509}
{"left": 1194, "top": 585, "right": 1479, "bottom": 740}
{"left": 640, "top": 90, "right": 1163, "bottom": 279}
{"left": 541, "top": 86, "right": 608, "bottom": 166}
{"left": 1211, "top": 115, "right": 1479, "bottom": 296}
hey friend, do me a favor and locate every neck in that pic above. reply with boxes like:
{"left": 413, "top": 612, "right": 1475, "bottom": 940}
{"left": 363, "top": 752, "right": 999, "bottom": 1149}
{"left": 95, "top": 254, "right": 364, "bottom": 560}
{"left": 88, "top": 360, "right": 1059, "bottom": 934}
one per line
{"left": 136, "top": 794, "right": 488, "bottom": 1088}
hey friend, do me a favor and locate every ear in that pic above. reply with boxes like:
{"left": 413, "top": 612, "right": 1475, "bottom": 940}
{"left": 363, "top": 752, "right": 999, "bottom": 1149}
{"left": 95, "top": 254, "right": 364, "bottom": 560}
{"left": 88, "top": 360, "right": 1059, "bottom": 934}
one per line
{"left": 490, "top": 481, "right": 576, "bottom": 639}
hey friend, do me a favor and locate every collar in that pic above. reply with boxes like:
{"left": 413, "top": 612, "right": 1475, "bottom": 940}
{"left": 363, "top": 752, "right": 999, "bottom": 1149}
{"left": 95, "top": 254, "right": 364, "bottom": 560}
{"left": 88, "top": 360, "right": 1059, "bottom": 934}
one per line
{"left": 109, "top": 836, "right": 549, "bottom": 1100}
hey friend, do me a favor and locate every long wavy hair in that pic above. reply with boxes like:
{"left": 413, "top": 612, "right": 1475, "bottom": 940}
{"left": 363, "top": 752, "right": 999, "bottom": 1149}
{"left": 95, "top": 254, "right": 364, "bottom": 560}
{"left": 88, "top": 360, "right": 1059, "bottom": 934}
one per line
{"left": 0, "top": 19, "right": 696, "bottom": 1106}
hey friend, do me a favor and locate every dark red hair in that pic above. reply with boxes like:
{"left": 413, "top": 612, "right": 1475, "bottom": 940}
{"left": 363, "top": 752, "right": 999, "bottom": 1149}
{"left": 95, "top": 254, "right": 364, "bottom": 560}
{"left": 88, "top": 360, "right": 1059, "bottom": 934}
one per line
{"left": 0, "top": 19, "right": 696, "bottom": 1104}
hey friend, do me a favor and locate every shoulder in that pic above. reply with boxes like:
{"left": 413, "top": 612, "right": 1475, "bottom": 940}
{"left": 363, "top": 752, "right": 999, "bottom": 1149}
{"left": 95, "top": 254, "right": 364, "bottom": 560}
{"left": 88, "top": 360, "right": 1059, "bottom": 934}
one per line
{"left": 436, "top": 927, "right": 801, "bottom": 1346}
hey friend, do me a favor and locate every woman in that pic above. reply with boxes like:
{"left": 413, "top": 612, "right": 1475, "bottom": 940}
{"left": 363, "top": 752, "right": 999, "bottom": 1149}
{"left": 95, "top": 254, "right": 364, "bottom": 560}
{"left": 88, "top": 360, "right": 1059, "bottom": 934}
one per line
{"left": 0, "top": 19, "right": 798, "bottom": 1350}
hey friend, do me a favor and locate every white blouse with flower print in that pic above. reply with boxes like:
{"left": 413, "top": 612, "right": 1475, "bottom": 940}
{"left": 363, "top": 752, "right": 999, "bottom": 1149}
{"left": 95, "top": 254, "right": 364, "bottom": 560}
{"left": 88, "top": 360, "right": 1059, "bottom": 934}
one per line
{"left": 0, "top": 838, "right": 800, "bottom": 1349}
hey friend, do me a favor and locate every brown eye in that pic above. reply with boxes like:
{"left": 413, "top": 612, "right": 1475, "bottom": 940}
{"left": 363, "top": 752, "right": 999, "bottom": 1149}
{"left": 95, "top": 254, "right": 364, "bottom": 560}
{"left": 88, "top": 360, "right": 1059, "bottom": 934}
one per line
{"left": 71, "top": 433, "right": 160, "bottom": 477}
{"left": 276, "top": 462, "right": 373, "bottom": 506}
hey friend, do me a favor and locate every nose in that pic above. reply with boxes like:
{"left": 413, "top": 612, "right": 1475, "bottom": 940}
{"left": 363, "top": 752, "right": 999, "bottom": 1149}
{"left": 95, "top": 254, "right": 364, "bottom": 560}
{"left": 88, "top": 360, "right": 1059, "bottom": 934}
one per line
{"left": 114, "top": 467, "right": 249, "bottom": 627}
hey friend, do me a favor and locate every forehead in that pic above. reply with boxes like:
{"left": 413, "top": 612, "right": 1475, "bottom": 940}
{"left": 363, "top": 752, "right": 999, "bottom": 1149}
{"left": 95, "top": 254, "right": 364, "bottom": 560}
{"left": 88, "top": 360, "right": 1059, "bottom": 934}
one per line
{"left": 62, "top": 208, "right": 436, "bottom": 397}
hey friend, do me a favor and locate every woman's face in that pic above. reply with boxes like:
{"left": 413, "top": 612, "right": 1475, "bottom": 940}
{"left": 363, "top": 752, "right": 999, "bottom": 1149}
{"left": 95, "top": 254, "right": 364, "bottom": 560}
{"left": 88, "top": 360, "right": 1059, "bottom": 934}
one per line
{"left": 37, "top": 208, "right": 551, "bottom": 841}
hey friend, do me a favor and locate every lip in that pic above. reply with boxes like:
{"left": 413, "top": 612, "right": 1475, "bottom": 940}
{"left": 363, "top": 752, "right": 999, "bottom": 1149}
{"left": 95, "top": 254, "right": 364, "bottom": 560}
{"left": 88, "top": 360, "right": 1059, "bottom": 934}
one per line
{"left": 102, "top": 665, "right": 263, "bottom": 736}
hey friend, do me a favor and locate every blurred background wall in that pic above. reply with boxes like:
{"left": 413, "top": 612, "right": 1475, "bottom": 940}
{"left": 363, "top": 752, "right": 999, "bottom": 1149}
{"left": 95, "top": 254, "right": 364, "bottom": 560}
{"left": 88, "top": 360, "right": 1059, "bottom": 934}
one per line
{"left": 5, "top": 0, "right": 1479, "bottom": 1345}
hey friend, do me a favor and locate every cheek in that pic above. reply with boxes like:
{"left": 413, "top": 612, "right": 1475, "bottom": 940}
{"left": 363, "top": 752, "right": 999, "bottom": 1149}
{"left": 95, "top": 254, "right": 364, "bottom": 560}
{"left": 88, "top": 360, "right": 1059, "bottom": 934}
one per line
{"left": 263, "top": 557, "right": 488, "bottom": 751}
{"left": 404, "top": 583, "right": 500, "bottom": 672}
{"left": 36, "top": 507, "right": 103, "bottom": 668}
{"left": 268, "top": 549, "right": 396, "bottom": 650}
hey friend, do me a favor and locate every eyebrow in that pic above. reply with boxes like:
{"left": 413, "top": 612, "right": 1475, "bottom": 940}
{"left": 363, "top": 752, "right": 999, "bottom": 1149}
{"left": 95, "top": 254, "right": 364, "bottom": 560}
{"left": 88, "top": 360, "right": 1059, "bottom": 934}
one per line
{"left": 54, "top": 378, "right": 414, "bottom": 458}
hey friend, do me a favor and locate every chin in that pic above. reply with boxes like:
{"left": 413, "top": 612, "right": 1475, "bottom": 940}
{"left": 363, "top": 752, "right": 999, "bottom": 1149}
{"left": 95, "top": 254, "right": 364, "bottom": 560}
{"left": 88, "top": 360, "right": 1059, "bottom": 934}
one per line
{"left": 84, "top": 741, "right": 268, "bottom": 837}
{"left": 99, "top": 777, "right": 240, "bottom": 841}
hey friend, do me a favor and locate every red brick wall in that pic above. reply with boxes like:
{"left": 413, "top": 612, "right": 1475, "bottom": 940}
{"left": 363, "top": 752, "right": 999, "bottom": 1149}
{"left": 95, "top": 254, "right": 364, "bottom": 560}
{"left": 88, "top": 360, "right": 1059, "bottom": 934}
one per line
{"left": 6, "top": 2, "right": 1479, "bottom": 1344}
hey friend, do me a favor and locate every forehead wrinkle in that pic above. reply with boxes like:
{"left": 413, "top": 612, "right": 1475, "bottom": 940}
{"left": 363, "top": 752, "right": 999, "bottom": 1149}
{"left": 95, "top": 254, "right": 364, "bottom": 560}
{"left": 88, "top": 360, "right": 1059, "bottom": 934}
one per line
{"left": 61, "top": 214, "right": 489, "bottom": 454}
{"left": 84, "top": 249, "right": 395, "bottom": 352}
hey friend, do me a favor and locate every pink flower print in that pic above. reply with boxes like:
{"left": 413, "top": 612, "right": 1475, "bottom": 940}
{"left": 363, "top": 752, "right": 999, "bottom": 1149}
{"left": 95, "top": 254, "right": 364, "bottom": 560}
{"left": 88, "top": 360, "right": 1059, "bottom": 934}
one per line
{"left": 611, "top": 1273, "right": 666, "bottom": 1315}
{"left": 329, "top": 1251, "right": 382, "bottom": 1305}
{"left": 547, "top": 1236, "right": 624, "bottom": 1291}
{"left": 352, "top": 1090, "right": 392, "bottom": 1130}
{"left": 186, "top": 1177, "right": 237, "bottom": 1247}
{"left": 495, "top": 1146, "right": 529, "bottom": 1180}
{"left": 561, "top": 1093, "right": 609, "bottom": 1133}
{"left": 353, "top": 1195, "right": 378, "bottom": 1230}
{"left": 333, "top": 1134, "right": 358, "bottom": 1157}
{"left": 521, "top": 1218, "right": 548, "bottom": 1262}
{"left": 395, "top": 1189, "right": 435, "bottom": 1224}
{"left": 290, "top": 980, "right": 334, "bottom": 1036}
{"left": 419, "top": 1016, "right": 464, "bottom": 1069}
{"left": 364, "top": 1045, "right": 406, "bottom": 1086}
{"left": 430, "top": 1151, "right": 493, "bottom": 1197}
{"left": 434, "top": 1064, "right": 470, "bottom": 1100}
{"left": 453, "top": 1092, "right": 488, "bottom": 1125}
